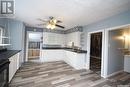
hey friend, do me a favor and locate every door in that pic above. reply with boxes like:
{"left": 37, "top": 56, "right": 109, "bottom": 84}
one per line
{"left": 90, "top": 32, "right": 102, "bottom": 74}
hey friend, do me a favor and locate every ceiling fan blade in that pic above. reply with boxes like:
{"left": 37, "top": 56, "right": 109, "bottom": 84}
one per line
{"left": 55, "top": 24, "right": 65, "bottom": 29}
{"left": 49, "top": 16, "right": 54, "bottom": 19}
{"left": 37, "top": 18, "right": 48, "bottom": 22}
{"left": 37, "top": 24, "right": 46, "bottom": 26}
{"left": 57, "top": 20, "right": 62, "bottom": 23}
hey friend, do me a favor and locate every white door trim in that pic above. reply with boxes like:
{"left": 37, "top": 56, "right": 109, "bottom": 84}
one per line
{"left": 86, "top": 24, "right": 130, "bottom": 78}
{"left": 103, "top": 24, "right": 130, "bottom": 78}
{"left": 25, "top": 31, "right": 29, "bottom": 62}
{"left": 86, "top": 29, "right": 106, "bottom": 78}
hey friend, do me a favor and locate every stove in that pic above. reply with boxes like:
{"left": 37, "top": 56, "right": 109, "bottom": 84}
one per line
{"left": 0, "top": 59, "right": 10, "bottom": 87}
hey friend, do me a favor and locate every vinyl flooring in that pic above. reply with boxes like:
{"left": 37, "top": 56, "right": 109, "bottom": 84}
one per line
{"left": 90, "top": 57, "right": 101, "bottom": 75}
{"left": 9, "top": 61, "right": 130, "bottom": 87}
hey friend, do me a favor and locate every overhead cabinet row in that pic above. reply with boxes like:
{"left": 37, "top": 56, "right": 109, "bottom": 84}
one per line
{"left": 43, "top": 32, "right": 83, "bottom": 47}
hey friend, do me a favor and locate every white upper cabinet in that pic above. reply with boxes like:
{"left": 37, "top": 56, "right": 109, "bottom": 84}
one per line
{"left": 43, "top": 32, "right": 82, "bottom": 47}
{"left": 43, "top": 32, "right": 65, "bottom": 46}
{"left": 65, "top": 32, "right": 81, "bottom": 47}
{"left": 55, "top": 33, "right": 65, "bottom": 46}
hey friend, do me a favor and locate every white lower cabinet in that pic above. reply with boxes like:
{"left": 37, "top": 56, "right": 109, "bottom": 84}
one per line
{"left": 65, "top": 51, "right": 86, "bottom": 70}
{"left": 9, "top": 53, "right": 20, "bottom": 82}
{"left": 41, "top": 50, "right": 65, "bottom": 62}
{"left": 41, "top": 50, "right": 86, "bottom": 70}
{"left": 124, "top": 55, "right": 130, "bottom": 73}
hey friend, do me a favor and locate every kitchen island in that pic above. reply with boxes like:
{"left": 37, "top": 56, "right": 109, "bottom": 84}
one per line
{"left": 40, "top": 47, "right": 87, "bottom": 70}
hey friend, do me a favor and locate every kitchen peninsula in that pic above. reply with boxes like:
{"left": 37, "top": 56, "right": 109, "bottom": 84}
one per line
{"left": 41, "top": 47, "right": 87, "bottom": 70}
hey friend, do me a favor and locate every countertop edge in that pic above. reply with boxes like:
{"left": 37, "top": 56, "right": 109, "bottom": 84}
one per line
{"left": 42, "top": 47, "right": 87, "bottom": 54}
{"left": 0, "top": 50, "right": 21, "bottom": 60}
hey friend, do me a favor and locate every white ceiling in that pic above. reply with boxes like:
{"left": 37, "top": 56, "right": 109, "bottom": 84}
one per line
{"left": 15, "top": 0, "right": 130, "bottom": 29}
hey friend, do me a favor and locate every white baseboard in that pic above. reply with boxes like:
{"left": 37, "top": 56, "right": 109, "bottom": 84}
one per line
{"left": 105, "top": 70, "right": 124, "bottom": 78}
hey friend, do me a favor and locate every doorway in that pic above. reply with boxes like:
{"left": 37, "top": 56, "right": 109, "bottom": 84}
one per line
{"left": 26, "top": 32, "right": 42, "bottom": 62}
{"left": 90, "top": 32, "right": 102, "bottom": 74}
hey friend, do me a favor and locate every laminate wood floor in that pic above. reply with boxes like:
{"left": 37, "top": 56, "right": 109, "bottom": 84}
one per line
{"left": 9, "top": 61, "right": 130, "bottom": 87}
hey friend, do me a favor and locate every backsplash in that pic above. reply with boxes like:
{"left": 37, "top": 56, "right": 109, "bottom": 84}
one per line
{"left": 43, "top": 44, "right": 61, "bottom": 47}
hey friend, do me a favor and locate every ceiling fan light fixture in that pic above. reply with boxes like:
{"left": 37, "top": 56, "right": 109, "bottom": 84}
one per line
{"left": 51, "top": 25, "right": 55, "bottom": 29}
{"left": 38, "top": 16, "right": 64, "bottom": 29}
{"left": 53, "top": 19, "right": 57, "bottom": 24}
{"left": 46, "top": 24, "right": 51, "bottom": 29}
{"left": 46, "top": 24, "right": 55, "bottom": 29}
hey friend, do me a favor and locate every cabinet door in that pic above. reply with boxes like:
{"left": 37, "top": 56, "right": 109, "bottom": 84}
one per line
{"left": 43, "top": 32, "right": 64, "bottom": 45}
{"left": 9, "top": 57, "right": 14, "bottom": 82}
{"left": 48, "top": 33, "right": 56, "bottom": 44}
{"left": 55, "top": 34, "right": 65, "bottom": 45}
{"left": 124, "top": 56, "right": 130, "bottom": 72}
{"left": 66, "top": 32, "right": 81, "bottom": 47}
{"left": 42, "top": 50, "right": 65, "bottom": 62}
{"left": 9, "top": 53, "right": 20, "bottom": 82}
{"left": 15, "top": 53, "right": 20, "bottom": 70}
{"left": 43, "top": 32, "right": 50, "bottom": 44}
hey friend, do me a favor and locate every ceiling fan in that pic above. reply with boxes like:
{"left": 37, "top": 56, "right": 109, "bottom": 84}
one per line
{"left": 37, "top": 16, "right": 65, "bottom": 29}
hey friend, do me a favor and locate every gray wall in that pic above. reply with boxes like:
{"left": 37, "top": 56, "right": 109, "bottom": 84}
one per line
{"left": 0, "top": 18, "right": 25, "bottom": 64}
{"left": 108, "top": 29, "right": 124, "bottom": 75}
{"left": 0, "top": 18, "right": 6, "bottom": 28}
{"left": 83, "top": 10, "right": 130, "bottom": 76}
{"left": 83, "top": 10, "right": 130, "bottom": 50}
{"left": 7, "top": 19, "right": 25, "bottom": 64}
{"left": 7, "top": 19, "right": 25, "bottom": 50}
{"left": 0, "top": 18, "right": 25, "bottom": 50}
{"left": 0, "top": 18, "right": 7, "bottom": 49}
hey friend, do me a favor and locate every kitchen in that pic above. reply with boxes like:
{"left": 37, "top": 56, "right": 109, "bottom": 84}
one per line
{"left": 0, "top": 0, "right": 130, "bottom": 87}
{"left": 0, "top": 18, "right": 24, "bottom": 87}
{"left": 25, "top": 26, "right": 87, "bottom": 70}
{"left": 0, "top": 20, "right": 87, "bottom": 87}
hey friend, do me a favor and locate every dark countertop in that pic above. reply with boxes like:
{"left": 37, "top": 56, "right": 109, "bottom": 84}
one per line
{"left": 42, "top": 47, "right": 87, "bottom": 53}
{"left": 0, "top": 50, "right": 21, "bottom": 61}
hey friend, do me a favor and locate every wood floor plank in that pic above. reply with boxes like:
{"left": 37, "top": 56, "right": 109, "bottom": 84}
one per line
{"left": 9, "top": 61, "right": 130, "bottom": 87}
